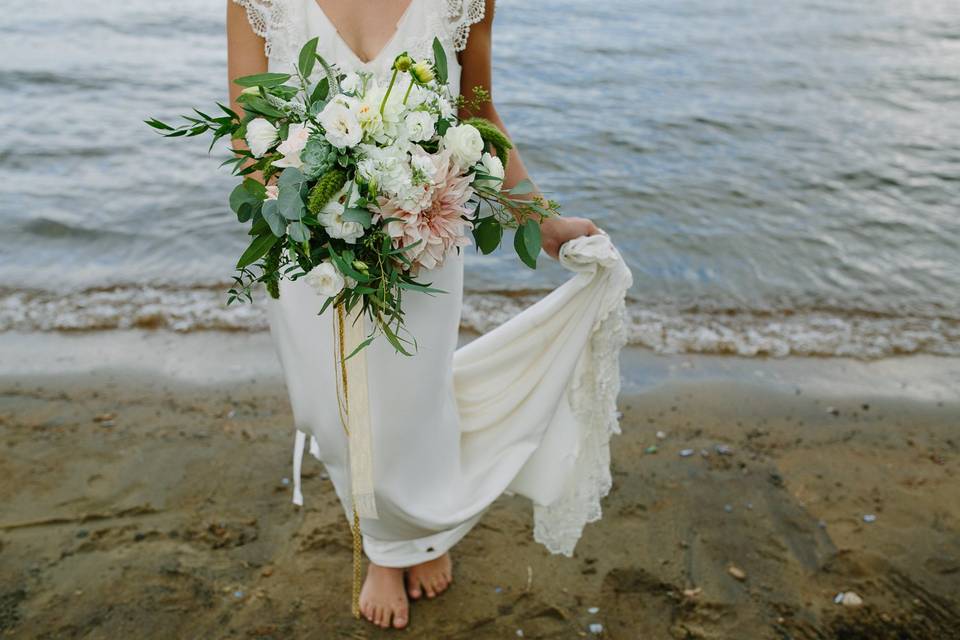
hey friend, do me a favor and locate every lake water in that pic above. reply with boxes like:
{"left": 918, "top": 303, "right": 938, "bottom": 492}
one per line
{"left": 1, "top": 0, "right": 958, "bottom": 358}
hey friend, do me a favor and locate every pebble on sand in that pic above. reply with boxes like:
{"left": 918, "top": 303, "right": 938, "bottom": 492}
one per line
{"left": 727, "top": 565, "right": 747, "bottom": 581}
{"left": 656, "top": 430, "right": 666, "bottom": 440}
{"left": 93, "top": 413, "right": 116, "bottom": 423}
{"left": 863, "top": 514, "right": 877, "bottom": 523}
{"left": 588, "top": 623, "right": 604, "bottom": 634}
{"left": 587, "top": 606, "right": 599, "bottom": 614}
{"left": 835, "top": 591, "right": 864, "bottom": 607}
{"left": 679, "top": 449, "right": 695, "bottom": 457}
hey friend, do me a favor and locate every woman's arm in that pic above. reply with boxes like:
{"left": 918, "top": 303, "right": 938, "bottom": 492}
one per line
{"left": 458, "top": 0, "right": 599, "bottom": 260}
{"left": 226, "top": 1, "right": 269, "bottom": 180}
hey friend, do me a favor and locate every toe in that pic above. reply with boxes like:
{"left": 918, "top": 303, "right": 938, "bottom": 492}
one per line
{"left": 406, "top": 573, "right": 422, "bottom": 599}
{"left": 393, "top": 605, "right": 409, "bottom": 628}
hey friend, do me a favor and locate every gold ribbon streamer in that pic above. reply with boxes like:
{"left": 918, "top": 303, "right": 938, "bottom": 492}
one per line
{"left": 333, "top": 301, "right": 378, "bottom": 619}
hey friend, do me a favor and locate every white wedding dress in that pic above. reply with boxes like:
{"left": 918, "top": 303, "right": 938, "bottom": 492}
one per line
{"left": 235, "top": 0, "right": 634, "bottom": 567}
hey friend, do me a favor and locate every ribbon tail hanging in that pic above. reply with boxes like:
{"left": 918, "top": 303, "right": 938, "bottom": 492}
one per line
{"left": 341, "top": 302, "right": 379, "bottom": 520}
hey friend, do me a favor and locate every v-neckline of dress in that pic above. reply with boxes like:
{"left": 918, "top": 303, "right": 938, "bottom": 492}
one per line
{"left": 309, "top": 0, "right": 419, "bottom": 66}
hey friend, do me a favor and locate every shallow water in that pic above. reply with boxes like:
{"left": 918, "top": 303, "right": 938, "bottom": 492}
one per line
{"left": 1, "top": 0, "right": 958, "bottom": 357}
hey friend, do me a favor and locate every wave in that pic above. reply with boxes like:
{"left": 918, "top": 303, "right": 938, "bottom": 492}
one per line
{"left": 2, "top": 285, "right": 958, "bottom": 360}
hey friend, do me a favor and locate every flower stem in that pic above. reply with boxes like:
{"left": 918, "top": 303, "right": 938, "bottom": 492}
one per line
{"left": 402, "top": 79, "right": 414, "bottom": 105}
{"left": 380, "top": 68, "right": 398, "bottom": 117}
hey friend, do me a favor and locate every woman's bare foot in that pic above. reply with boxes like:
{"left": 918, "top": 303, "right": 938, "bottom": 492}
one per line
{"left": 405, "top": 552, "right": 453, "bottom": 599}
{"left": 359, "top": 562, "right": 409, "bottom": 629}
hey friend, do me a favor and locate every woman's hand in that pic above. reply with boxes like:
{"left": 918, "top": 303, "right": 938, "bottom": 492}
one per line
{"left": 539, "top": 216, "right": 601, "bottom": 260}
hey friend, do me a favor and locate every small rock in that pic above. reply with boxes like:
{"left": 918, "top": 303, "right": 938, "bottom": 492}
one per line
{"left": 226, "top": 409, "right": 237, "bottom": 419}
{"left": 683, "top": 587, "right": 702, "bottom": 598}
{"left": 587, "top": 606, "right": 599, "bottom": 614}
{"left": 863, "top": 514, "right": 877, "bottom": 523}
{"left": 700, "top": 449, "right": 710, "bottom": 457}
{"left": 834, "top": 592, "right": 845, "bottom": 604}
{"left": 656, "top": 431, "right": 666, "bottom": 440}
{"left": 727, "top": 565, "right": 747, "bottom": 581}
{"left": 715, "top": 444, "right": 733, "bottom": 456}
{"left": 281, "top": 477, "right": 290, "bottom": 486}
{"left": 588, "top": 623, "right": 603, "bottom": 634}
{"left": 261, "top": 566, "right": 274, "bottom": 577}
{"left": 495, "top": 586, "right": 503, "bottom": 593}
{"left": 516, "top": 629, "right": 524, "bottom": 637}
{"left": 644, "top": 445, "right": 658, "bottom": 454}
{"left": 93, "top": 413, "right": 116, "bottom": 423}
{"left": 841, "top": 592, "right": 863, "bottom": 607}
{"left": 679, "top": 449, "right": 694, "bottom": 457}
{"left": 233, "top": 590, "right": 244, "bottom": 599}
{"left": 320, "top": 472, "right": 330, "bottom": 480}
{"left": 745, "top": 502, "right": 753, "bottom": 510}
{"left": 724, "top": 504, "right": 733, "bottom": 513}
{"left": 826, "top": 406, "right": 839, "bottom": 416}
{"left": 818, "top": 520, "right": 827, "bottom": 529}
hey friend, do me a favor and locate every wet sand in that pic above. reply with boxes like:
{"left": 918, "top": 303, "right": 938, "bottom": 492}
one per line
{"left": 1, "top": 331, "right": 958, "bottom": 639}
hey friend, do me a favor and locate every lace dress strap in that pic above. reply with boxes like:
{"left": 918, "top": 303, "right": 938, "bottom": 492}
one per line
{"left": 232, "top": 0, "right": 304, "bottom": 70}
{"left": 442, "top": 0, "right": 487, "bottom": 52}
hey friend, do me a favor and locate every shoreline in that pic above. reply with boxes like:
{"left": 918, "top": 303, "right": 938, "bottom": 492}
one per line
{"left": 1, "top": 331, "right": 958, "bottom": 637}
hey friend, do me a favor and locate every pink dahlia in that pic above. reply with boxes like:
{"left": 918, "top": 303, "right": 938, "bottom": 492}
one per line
{"left": 374, "top": 148, "right": 474, "bottom": 275}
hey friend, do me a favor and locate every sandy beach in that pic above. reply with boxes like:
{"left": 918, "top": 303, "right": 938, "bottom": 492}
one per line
{"left": 1, "top": 330, "right": 958, "bottom": 639}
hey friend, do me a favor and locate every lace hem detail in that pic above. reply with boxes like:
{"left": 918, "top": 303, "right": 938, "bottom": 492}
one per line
{"left": 231, "top": 0, "right": 299, "bottom": 70}
{"left": 531, "top": 249, "right": 633, "bottom": 557}
{"left": 443, "top": 0, "right": 486, "bottom": 52}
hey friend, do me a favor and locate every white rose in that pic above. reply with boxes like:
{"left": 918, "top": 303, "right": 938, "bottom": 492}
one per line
{"left": 272, "top": 122, "right": 310, "bottom": 169}
{"left": 319, "top": 100, "right": 363, "bottom": 149}
{"left": 404, "top": 110, "right": 437, "bottom": 143}
{"left": 475, "top": 152, "right": 505, "bottom": 191}
{"left": 245, "top": 118, "right": 278, "bottom": 158}
{"left": 442, "top": 124, "right": 484, "bottom": 171}
{"left": 304, "top": 261, "right": 345, "bottom": 298}
{"left": 317, "top": 183, "right": 366, "bottom": 244}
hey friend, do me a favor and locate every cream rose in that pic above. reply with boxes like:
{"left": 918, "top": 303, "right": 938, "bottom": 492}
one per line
{"left": 304, "top": 261, "right": 345, "bottom": 298}
{"left": 475, "top": 152, "right": 505, "bottom": 191}
{"left": 244, "top": 118, "right": 278, "bottom": 158}
{"left": 442, "top": 123, "right": 484, "bottom": 170}
{"left": 319, "top": 100, "right": 363, "bottom": 149}
{"left": 272, "top": 123, "right": 310, "bottom": 169}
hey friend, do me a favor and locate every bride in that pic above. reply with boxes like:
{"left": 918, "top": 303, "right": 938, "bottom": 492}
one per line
{"left": 227, "top": 0, "right": 620, "bottom": 630}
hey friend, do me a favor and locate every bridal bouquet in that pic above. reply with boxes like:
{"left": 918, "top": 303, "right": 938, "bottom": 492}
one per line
{"left": 148, "top": 37, "right": 558, "bottom": 356}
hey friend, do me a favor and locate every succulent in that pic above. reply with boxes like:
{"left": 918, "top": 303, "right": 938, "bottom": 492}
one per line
{"left": 301, "top": 135, "right": 338, "bottom": 179}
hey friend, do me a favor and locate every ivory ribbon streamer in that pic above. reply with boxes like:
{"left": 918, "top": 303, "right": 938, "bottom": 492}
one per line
{"left": 341, "top": 303, "right": 379, "bottom": 519}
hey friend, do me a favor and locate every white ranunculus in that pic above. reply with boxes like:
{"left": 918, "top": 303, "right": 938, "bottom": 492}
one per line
{"left": 442, "top": 123, "right": 484, "bottom": 171}
{"left": 304, "top": 261, "right": 345, "bottom": 298}
{"left": 319, "top": 100, "right": 363, "bottom": 149}
{"left": 272, "top": 122, "right": 310, "bottom": 169}
{"left": 245, "top": 118, "right": 278, "bottom": 158}
{"left": 475, "top": 152, "right": 505, "bottom": 191}
{"left": 317, "top": 182, "right": 366, "bottom": 244}
{"left": 404, "top": 110, "right": 437, "bottom": 143}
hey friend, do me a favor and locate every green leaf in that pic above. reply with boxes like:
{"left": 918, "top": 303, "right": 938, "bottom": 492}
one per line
{"left": 262, "top": 199, "right": 287, "bottom": 237}
{"left": 344, "top": 335, "right": 375, "bottom": 361}
{"left": 288, "top": 221, "right": 310, "bottom": 243}
{"left": 242, "top": 177, "right": 267, "bottom": 200}
{"left": 473, "top": 215, "right": 502, "bottom": 254}
{"left": 298, "top": 37, "right": 319, "bottom": 79}
{"left": 236, "top": 94, "right": 285, "bottom": 119}
{"left": 342, "top": 207, "right": 372, "bottom": 227}
{"left": 144, "top": 118, "right": 175, "bottom": 131}
{"left": 513, "top": 219, "right": 541, "bottom": 269}
{"left": 237, "top": 233, "right": 278, "bottom": 269}
{"left": 508, "top": 179, "right": 536, "bottom": 196}
{"left": 432, "top": 37, "right": 448, "bottom": 85}
{"left": 234, "top": 72, "right": 292, "bottom": 88}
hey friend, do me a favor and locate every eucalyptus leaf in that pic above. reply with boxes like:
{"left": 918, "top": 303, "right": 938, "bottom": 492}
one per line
{"left": 262, "top": 199, "right": 287, "bottom": 237}
{"left": 473, "top": 215, "right": 502, "bottom": 254}
{"left": 342, "top": 207, "right": 372, "bottom": 227}
{"left": 513, "top": 219, "right": 541, "bottom": 268}
{"left": 288, "top": 221, "right": 310, "bottom": 243}
{"left": 234, "top": 72, "right": 291, "bottom": 88}
{"left": 432, "top": 37, "right": 448, "bottom": 85}
{"left": 508, "top": 179, "right": 536, "bottom": 196}
{"left": 298, "top": 37, "right": 319, "bottom": 79}
{"left": 237, "top": 233, "right": 278, "bottom": 269}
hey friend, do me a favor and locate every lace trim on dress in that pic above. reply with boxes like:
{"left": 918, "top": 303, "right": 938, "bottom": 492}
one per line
{"left": 232, "top": 0, "right": 299, "bottom": 70}
{"left": 531, "top": 241, "right": 633, "bottom": 557}
{"left": 443, "top": 0, "right": 486, "bottom": 52}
